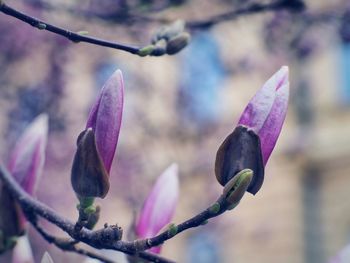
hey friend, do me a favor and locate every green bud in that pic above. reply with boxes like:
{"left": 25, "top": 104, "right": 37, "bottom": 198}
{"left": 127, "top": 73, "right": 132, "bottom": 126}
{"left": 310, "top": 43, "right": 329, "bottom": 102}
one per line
{"left": 209, "top": 202, "right": 221, "bottom": 214}
{"left": 224, "top": 169, "right": 253, "bottom": 207}
{"left": 37, "top": 23, "right": 46, "bottom": 30}
{"left": 77, "top": 31, "right": 89, "bottom": 35}
{"left": 167, "top": 223, "right": 178, "bottom": 238}
{"left": 166, "top": 32, "right": 191, "bottom": 55}
{"left": 138, "top": 45, "right": 155, "bottom": 57}
{"left": 151, "top": 39, "right": 167, "bottom": 56}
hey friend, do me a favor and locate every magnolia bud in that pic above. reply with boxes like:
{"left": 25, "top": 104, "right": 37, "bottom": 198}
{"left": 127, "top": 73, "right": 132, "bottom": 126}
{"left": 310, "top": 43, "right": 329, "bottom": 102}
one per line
{"left": 152, "top": 20, "right": 185, "bottom": 44}
{"left": 166, "top": 32, "right": 191, "bottom": 55}
{"left": 71, "top": 129, "right": 110, "bottom": 198}
{"left": 215, "top": 125, "right": 264, "bottom": 195}
{"left": 223, "top": 169, "right": 253, "bottom": 208}
{"left": 138, "top": 45, "right": 155, "bottom": 57}
{"left": 151, "top": 39, "right": 167, "bottom": 56}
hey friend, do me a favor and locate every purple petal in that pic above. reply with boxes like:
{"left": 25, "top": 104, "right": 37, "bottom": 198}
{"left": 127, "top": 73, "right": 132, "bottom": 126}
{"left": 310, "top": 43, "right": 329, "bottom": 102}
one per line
{"left": 12, "top": 235, "right": 34, "bottom": 263}
{"left": 8, "top": 114, "right": 48, "bottom": 195}
{"left": 238, "top": 66, "right": 289, "bottom": 133}
{"left": 329, "top": 244, "right": 350, "bottom": 263}
{"left": 258, "top": 81, "right": 289, "bottom": 165}
{"left": 86, "top": 70, "right": 124, "bottom": 173}
{"left": 136, "top": 164, "right": 179, "bottom": 253}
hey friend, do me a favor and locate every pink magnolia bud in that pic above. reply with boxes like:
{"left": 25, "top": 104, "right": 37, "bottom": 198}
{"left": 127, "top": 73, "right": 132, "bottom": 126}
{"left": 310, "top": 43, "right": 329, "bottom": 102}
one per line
{"left": 12, "top": 235, "right": 34, "bottom": 263}
{"left": 86, "top": 69, "right": 124, "bottom": 174}
{"left": 0, "top": 115, "right": 48, "bottom": 253}
{"left": 8, "top": 114, "right": 48, "bottom": 195}
{"left": 215, "top": 66, "right": 289, "bottom": 194}
{"left": 71, "top": 70, "right": 124, "bottom": 199}
{"left": 135, "top": 164, "right": 179, "bottom": 254}
{"left": 238, "top": 66, "right": 289, "bottom": 165}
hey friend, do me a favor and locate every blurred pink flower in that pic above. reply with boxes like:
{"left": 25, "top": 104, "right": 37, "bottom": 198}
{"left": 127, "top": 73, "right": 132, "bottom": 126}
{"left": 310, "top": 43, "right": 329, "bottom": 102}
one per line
{"left": 8, "top": 114, "right": 48, "bottom": 195}
{"left": 136, "top": 164, "right": 179, "bottom": 254}
{"left": 12, "top": 235, "right": 34, "bottom": 263}
{"left": 86, "top": 69, "right": 124, "bottom": 173}
{"left": 329, "top": 244, "right": 350, "bottom": 263}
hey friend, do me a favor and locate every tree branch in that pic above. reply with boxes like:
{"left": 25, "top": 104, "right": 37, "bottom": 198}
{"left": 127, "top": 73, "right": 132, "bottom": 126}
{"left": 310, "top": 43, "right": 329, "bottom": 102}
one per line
{"left": 0, "top": 2, "right": 142, "bottom": 55}
{"left": 0, "top": 165, "right": 174, "bottom": 263}
{"left": 31, "top": 222, "right": 116, "bottom": 263}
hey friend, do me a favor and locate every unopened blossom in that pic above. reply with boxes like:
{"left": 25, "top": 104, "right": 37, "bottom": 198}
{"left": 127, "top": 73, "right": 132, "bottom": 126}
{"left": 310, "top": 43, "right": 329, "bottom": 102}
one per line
{"left": 71, "top": 70, "right": 124, "bottom": 198}
{"left": 215, "top": 66, "right": 289, "bottom": 194}
{"left": 8, "top": 114, "right": 48, "bottom": 195}
{"left": 0, "top": 114, "right": 48, "bottom": 253}
{"left": 135, "top": 164, "right": 179, "bottom": 254}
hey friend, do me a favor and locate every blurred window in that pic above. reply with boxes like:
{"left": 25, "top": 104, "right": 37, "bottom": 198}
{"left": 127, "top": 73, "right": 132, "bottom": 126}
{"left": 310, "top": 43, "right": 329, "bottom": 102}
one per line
{"left": 178, "top": 32, "right": 225, "bottom": 126}
{"left": 338, "top": 43, "right": 350, "bottom": 105}
{"left": 185, "top": 232, "right": 222, "bottom": 263}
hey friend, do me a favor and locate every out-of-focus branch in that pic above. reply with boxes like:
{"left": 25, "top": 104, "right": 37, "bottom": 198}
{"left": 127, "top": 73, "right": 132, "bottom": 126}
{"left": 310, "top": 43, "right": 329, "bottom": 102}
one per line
{"left": 0, "top": 2, "right": 143, "bottom": 55}
{"left": 21, "top": 0, "right": 306, "bottom": 29}
{"left": 31, "top": 222, "right": 116, "bottom": 263}
{"left": 186, "top": 0, "right": 306, "bottom": 29}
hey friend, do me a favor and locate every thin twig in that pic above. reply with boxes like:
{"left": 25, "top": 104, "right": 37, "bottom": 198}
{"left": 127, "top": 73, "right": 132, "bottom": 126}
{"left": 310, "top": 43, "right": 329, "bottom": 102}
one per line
{"left": 0, "top": 2, "right": 141, "bottom": 55}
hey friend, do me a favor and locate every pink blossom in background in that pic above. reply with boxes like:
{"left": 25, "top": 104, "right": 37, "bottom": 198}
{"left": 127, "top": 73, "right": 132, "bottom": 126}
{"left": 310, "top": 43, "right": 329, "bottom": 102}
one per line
{"left": 136, "top": 163, "right": 179, "bottom": 254}
{"left": 8, "top": 114, "right": 48, "bottom": 196}
{"left": 12, "top": 236, "right": 34, "bottom": 263}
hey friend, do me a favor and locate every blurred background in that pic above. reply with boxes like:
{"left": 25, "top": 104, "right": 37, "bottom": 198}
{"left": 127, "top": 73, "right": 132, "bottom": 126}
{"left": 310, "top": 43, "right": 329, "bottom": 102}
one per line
{"left": 1, "top": 0, "right": 350, "bottom": 262}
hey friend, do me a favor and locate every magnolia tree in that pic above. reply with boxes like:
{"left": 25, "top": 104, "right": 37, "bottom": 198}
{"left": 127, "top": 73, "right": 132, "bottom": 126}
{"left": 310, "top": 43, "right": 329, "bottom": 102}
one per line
{"left": 0, "top": 0, "right": 346, "bottom": 262}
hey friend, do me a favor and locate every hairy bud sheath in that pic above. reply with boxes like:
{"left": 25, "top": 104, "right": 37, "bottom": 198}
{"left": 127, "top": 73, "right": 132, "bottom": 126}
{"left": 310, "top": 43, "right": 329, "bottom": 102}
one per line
{"left": 71, "top": 129, "right": 110, "bottom": 198}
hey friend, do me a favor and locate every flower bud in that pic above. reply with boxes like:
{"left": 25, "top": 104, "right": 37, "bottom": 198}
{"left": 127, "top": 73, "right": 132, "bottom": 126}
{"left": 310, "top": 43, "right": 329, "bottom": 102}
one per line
{"left": 71, "top": 128, "right": 110, "bottom": 198}
{"left": 223, "top": 169, "right": 253, "bottom": 208}
{"left": 166, "top": 32, "right": 191, "bottom": 55}
{"left": 135, "top": 164, "right": 179, "bottom": 254}
{"left": 215, "top": 125, "right": 264, "bottom": 195}
{"left": 152, "top": 20, "right": 185, "bottom": 44}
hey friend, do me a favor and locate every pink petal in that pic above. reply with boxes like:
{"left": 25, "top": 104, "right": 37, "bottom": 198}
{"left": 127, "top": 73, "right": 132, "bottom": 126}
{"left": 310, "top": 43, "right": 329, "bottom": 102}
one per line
{"left": 86, "top": 70, "right": 124, "bottom": 173}
{"left": 238, "top": 66, "right": 289, "bottom": 133}
{"left": 12, "top": 235, "right": 34, "bottom": 263}
{"left": 8, "top": 114, "right": 48, "bottom": 195}
{"left": 258, "top": 82, "right": 289, "bottom": 165}
{"left": 136, "top": 164, "right": 179, "bottom": 253}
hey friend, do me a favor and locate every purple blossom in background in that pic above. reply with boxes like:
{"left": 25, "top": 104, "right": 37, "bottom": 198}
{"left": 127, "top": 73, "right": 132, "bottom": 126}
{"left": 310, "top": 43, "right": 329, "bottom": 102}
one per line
{"left": 136, "top": 164, "right": 179, "bottom": 254}
{"left": 86, "top": 69, "right": 124, "bottom": 173}
{"left": 8, "top": 114, "right": 48, "bottom": 196}
{"left": 238, "top": 66, "right": 289, "bottom": 165}
{"left": 329, "top": 244, "right": 350, "bottom": 263}
{"left": 215, "top": 66, "right": 289, "bottom": 194}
